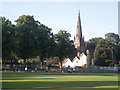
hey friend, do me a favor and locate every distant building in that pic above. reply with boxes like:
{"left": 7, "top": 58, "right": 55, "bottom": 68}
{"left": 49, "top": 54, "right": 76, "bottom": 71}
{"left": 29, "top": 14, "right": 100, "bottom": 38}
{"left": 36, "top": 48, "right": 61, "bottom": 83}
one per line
{"left": 62, "top": 58, "right": 73, "bottom": 68}
{"left": 73, "top": 53, "right": 87, "bottom": 67}
{"left": 62, "top": 53, "right": 87, "bottom": 68}
{"left": 74, "top": 11, "right": 86, "bottom": 54}
{"left": 73, "top": 11, "right": 87, "bottom": 66}
{"left": 62, "top": 11, "right": 87, "bottom": 68}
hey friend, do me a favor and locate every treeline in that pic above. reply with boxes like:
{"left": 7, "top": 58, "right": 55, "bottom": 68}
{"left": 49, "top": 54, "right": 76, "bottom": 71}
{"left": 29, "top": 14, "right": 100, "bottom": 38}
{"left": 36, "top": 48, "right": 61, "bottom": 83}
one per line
{"left": 87, "top": 33, "right": 120, "bottom": 66}
{"left": 2, "top": 15, "right": 120, "bottom": 67}
{"left": 2, "top": 15, "right": 76, "bottom": 68}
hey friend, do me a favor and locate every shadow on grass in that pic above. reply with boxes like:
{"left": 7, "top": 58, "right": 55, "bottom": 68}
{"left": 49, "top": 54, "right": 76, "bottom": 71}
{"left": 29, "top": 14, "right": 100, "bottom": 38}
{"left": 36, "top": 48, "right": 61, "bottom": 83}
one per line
{"left": 2, "top": 81, "right": 118, "bottom": 89}
{"left": 2, "top": 71, "right": 118, "bottom": 77}
{"left": 1, "top": 88, "right": 119, "bottom": 90}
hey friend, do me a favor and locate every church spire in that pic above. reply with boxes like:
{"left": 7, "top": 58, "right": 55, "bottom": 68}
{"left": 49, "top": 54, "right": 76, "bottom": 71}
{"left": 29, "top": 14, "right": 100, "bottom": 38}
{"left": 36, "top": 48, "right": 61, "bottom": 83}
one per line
{"left": 74, "top": 11, "right": 85, "bottom": 54}
{"left": 76, "top": 10, "right": 82, "bottom": 41}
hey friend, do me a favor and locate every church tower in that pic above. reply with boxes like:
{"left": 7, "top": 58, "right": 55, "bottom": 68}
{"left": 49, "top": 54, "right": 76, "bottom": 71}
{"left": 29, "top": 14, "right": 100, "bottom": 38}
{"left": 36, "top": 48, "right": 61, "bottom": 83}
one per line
{"left": 74, "top": 11, "right": 85, "bottom": 54}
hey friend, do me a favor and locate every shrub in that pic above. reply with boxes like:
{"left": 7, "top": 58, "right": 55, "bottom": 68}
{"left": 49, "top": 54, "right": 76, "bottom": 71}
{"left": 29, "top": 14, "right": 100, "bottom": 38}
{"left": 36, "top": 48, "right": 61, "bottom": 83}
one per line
{"left": 114, "top": 64, "right": 118, "bottom": 67}
{"left": 83, "top": 64, "right": 86, "bottom": 67}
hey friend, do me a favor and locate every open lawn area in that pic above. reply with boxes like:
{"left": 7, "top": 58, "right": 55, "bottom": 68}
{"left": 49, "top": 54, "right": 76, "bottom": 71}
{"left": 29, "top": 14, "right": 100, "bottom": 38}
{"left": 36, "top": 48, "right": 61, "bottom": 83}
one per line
{"left": 2, "top": 71, "right": 119, "bottom": 90}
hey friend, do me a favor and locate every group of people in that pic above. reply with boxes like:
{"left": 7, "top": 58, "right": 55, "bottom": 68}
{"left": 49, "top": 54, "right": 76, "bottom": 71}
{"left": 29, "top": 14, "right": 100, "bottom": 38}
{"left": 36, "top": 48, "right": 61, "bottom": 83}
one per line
{"left": 45, "top": 68, "right": 56, "bottom": 72}
{"left": 24, "top": 66, "right": 80, "bottom": 73}
{"left": 68, "top": 68, "right": 79, "bottom": 73}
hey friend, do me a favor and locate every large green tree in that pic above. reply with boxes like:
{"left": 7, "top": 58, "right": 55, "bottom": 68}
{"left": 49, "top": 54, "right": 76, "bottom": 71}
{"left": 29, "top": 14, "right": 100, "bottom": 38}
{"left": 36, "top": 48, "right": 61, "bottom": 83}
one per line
{"left": 35, "top": 24, "right": 56, "bottom": 66}
{"left": 2, "top": 17, "right": 17, "bottom": 69}
{"left": 86, "top": 37, "right": 103, "bottom": 59}
{"left": 15, "top": 15, "right": 39, "bottom": 67}
{"left": 105, "top": 33, "right": 119, "bottom": 45}
{"left": 105, "top": 33, "right": 120, "bottom": 64}
{"left": 55, "top": 30, "right": 76, "bottom": 69}
{"left": 2, "top": 17, "right": 17, "bottom": 60}
{"left": 93, "top": 39, "right": 112, "bottom": 66}
{"left": 14, "top": 15, "right": 56, "bottom": 68}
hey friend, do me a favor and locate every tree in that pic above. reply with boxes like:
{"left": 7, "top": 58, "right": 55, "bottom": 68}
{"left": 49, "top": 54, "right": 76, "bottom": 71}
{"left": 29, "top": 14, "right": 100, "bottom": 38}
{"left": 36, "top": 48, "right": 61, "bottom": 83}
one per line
{"left": 55, "top": 30, "right": 76, "bottom": 70}
{"left": 105, "top": 33, "right": 119, "bottom": 45}
{"left": 67, "top": 40, "right": 76, "bottom": 60}
{"left": 87, "top": 37, "right": 103, "bottom": 50}
{"left": 86, "top": 37, "right": 104, "bottom": 60}
{"left": 93, "top": 39, "right": 112, "bottom": 66}
{"left": 87, "top": 52, "right": 91, "bottom": 66}
{"left": 35, "top": 24, "right": 56, "bottom": 66}
{"left": 46, "top": 57, "right": 59, "bottom": 66}
{"left": 15, "top": 15, "right": 40, "bottom": 68}
{"left": 2, "top": 17, "right": 17, "bottom": 69}
{"left": 105, "top": 33, "right": 120, "bottom": 64}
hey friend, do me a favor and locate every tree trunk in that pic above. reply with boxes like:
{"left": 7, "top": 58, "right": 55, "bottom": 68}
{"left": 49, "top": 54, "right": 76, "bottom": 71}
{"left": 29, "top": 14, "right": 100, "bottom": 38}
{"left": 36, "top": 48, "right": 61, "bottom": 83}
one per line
{"left": 23, "top": 58, "right": 26, "bottom": 71}
{"left": 10, "top": 60, "right": 13, "bottom": 71}
{"left": 60, "top": 61, "right": 62, "bottom": 72}
{"left": 39, "top": 56, "right": 44, "bottom": 69}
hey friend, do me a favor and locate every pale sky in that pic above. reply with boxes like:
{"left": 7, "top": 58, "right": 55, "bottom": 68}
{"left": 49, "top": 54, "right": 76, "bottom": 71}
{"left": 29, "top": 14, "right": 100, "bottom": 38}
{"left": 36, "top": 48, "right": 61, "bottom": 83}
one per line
{"left": 1, "top": 1, "right": 118, "bottom": 41}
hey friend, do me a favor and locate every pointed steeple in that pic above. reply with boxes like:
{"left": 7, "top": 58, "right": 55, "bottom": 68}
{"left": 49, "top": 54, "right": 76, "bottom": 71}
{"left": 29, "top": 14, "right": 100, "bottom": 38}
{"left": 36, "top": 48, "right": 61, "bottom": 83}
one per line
{"left": 74, "top": 10, "right": 85, "bottom": 54}
{"left": 76, "top": 10, "right": 82, "bottom": 41}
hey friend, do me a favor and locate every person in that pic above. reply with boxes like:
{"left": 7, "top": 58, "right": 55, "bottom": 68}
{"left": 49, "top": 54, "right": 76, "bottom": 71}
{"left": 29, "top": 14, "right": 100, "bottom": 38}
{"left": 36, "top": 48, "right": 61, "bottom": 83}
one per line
{"left": 118, "top": 64, "right": 120, "bottom": 73}
{"left": 73, "top": 68, "right": 75, "bottom": 72}
{"left": 46, "top": 66, "right": 48, "bottom": 72}
{"left": 54, "top": 68, "right": 56, "bottom": 72}
{"left": 76, "top": 68, "right": 78, "bottom": 73}
{"left": 81, "top": 69, "right": 83, "bottom": 72}
{"left": 18, "top": 68, "right": 21, "bottom": 72}
{"left": 25, "top": 67, "right": 27, "bottom": 71}
{"left": 35, "top": 67, "right": 37, "bottom": 72}
{"left": 46, "top": 68, "right": 48, "bottom": 72}
{"left": 68, "top": 68, "right": 72, "bottom": 73}
{"left": 62, "top": 70, "right": 64, "bottom": 74}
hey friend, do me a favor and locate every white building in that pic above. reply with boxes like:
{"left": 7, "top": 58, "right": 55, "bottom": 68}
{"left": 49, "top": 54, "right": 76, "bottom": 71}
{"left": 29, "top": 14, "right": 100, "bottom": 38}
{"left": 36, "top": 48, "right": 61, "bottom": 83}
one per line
{"left": 62, "top": 12, "right": 87, "bottom": 68}
{"left": 62, "top": 58, "right": 74, "bottom": 68}
{"left": 62, "top": 53, "right": 87, "bottom": 68}
{"left": 80, "top": 53, "right": 87, "bottom": 66}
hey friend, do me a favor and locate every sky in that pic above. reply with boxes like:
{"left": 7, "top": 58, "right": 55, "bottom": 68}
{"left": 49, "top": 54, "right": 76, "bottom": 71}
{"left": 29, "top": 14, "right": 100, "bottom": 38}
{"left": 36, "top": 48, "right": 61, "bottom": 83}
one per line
{"left": 1, "top": 1, "right": 118, "bottom": 41}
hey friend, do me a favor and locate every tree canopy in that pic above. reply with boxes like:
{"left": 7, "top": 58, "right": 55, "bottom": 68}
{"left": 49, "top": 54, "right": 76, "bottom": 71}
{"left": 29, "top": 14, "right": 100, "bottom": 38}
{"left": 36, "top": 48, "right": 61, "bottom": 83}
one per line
{"left": 55, "top": 30, "right": 76, "bottom": 64}
{"left": 2, "top": 15, "right": 76, "bottom": 69}
{"left": 2, "top": 15, "right": 120, "bottom": 68}
{"left": 2, "top": 17, "right": 17, "bottom": 61}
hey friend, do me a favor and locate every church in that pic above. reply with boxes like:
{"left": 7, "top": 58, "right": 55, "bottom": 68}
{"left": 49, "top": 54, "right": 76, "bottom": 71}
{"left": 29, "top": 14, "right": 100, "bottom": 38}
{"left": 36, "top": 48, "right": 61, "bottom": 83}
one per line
{"left": 74, "top": 11, "right": 86, "bottom": 54}
{"left": 62, "top": 11, "right": 87, "bottom": 68}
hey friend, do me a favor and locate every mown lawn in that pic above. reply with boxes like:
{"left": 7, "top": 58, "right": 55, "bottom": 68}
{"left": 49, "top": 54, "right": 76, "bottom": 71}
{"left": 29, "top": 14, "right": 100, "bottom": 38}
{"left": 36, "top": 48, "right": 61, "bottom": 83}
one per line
{"left": 1, "top": 71, "right": 119, "bottom": 90}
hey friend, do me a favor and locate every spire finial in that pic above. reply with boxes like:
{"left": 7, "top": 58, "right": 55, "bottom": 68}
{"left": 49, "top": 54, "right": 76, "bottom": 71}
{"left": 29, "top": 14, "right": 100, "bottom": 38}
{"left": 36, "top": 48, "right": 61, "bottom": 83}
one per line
{"left": 78, "top": 10, "right": 80, "bottom": 19}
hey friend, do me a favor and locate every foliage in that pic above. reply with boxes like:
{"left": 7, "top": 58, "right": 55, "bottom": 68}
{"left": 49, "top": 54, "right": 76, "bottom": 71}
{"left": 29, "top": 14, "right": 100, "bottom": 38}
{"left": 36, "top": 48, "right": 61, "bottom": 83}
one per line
{"left": 105, "top": 33, "right": 120, "bottom": 64}
{"left": 114, "top": 64, "right": 118, "bottom": 67}
{"left": 86, "top": 37, "right": 104, "bottom": 59}
{"left": 87, "top": 37, "right": 103, "bottom": 50}
{"left": 83, "top": 64, "right": 86, "bottom": 67}
{"left": 87, "top": 52, "right": 91, "bottom": 66}
{"left": 46, "top": 57, "right": 59, "bottom": 65}
{"left": 92, "top": 33, "right": 120, "bottom": 66}
{"left": 93, "top": 45, "right": 112, "bottom": 66}
{"left": 105, "top": 33, "right": 119, "bottom": 45}
{"left": 2, "top": 15, "right": 76, "bottom": 68}
{"left": 15, "top": 15, "right": 39, "bottom": 62}
{"left": 18, "top": 59, "right": 24, "bottom": 64}
{"left": 55, "top": 30, "right": 76, "bottom": 65}
{"left": 2, "top": 15, "right": 120, "bottom": 68}
{"left": 2, "top": 17, "right": 17, "bottom": 62}
{"left": 35, "top": 24, "right": 56, "bottom": 65}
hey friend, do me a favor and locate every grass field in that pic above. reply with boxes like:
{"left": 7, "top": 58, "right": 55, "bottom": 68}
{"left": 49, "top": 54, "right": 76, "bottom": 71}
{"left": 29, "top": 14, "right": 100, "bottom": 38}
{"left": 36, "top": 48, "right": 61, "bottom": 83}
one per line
{"left": 1, "top": 71, "right": 119, "bottom": 90}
